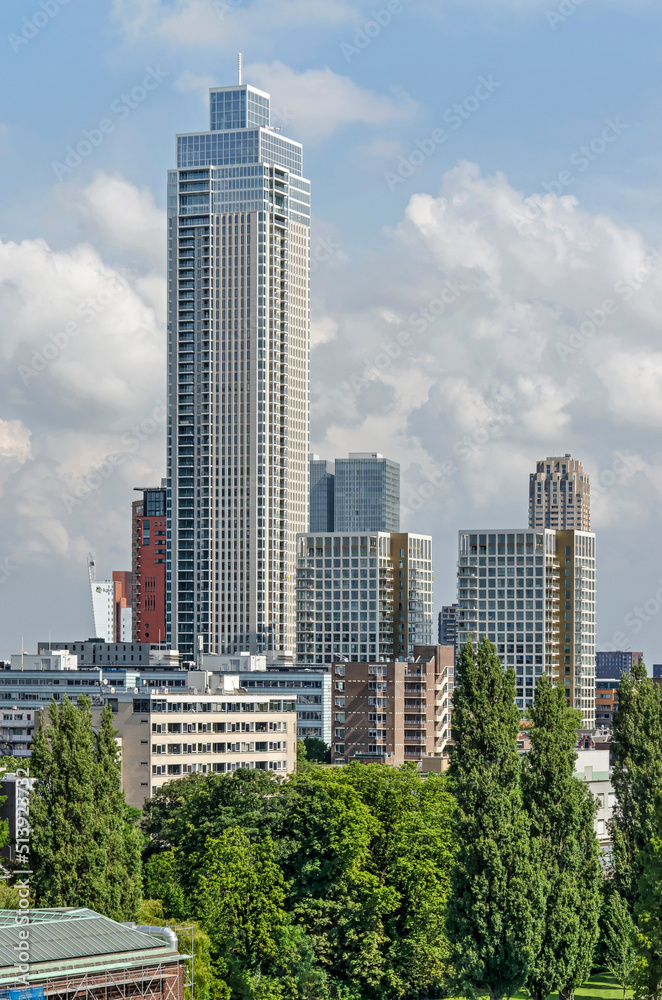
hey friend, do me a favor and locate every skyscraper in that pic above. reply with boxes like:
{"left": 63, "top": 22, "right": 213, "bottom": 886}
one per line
{"left": 296, "top": 531, "right": 433, "bottom": 664}
{"left": 167, "top": 65, "right": 311, "bottom": 659}
{"left": 438, "top": 604, "right": 458, "bottom": 650}
{"left": 528, "top": 455, "right": 591, "bottom": 531}
{"left": 309, "top": 454, "right": 334, "bottom": 532}
{"left": 132, "top": 485, "right": 167, "bottom": 644}
{"left": 334, "top": 453, "right": 400, "bottom": 532}
{"left": 456, "top": 529, "right": 596, "bottom": 728}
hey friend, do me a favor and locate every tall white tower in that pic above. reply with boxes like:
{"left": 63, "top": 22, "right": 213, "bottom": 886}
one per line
{"left": 167, "top": 71, "right": 311, "bottom": 660}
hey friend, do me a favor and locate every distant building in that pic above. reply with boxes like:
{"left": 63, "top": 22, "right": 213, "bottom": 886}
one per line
{"left": 439, "top": 604, "right": 458, "bottom": 650}
{"left": 330, "top": 645, "right": 454, "bottom": 765}
{"left": 457, "top": 528, "right": 596, "bottom": 728}
{"left": 0, "top": 908, "right": 185, "bottom": 1000}
{"left": 132, "top": 485, "right": 167, "bottom": 644}
{"left": 596, "top": 678, "right": 621, "bottom": 727}
{"left": 334, "top": 453, "right": 400, "bottom": 532}
{"left": 309, "top": 455, "right": 335, "bottom": 532}
{"left": 91, "top": 680, "right": 297, "bottom": 807}
{"left": 528, "top": 454, "right": 591, "bottom": 531}
{"left": 596, "top": 650, "right": 643, "bottom": 678}
{"left": 653, "top": 664, "right": 662, "bottom": 679}
{"left": 575, "top": 747, "right": 614, "bottom": 852}
{"left": 37, "top": 639, "right": 153, "bottom": 667}
{"left": 296, "top": 531, "right": 433, "bottom": 665}
{"left": 87, "top": 557, "right": 132, "bottom": 642}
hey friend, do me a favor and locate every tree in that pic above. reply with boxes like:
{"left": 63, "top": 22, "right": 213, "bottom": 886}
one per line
{"left": 445, "top": 637, "right": 544, "bottom": 1000}
{"left": 610, "top": 658, "right": 662, "bottom": 905}
{"left": 604, "top": 893, "right": 638, "bottom": 1000}
{"left": 522, "top": 676, "right": 602, "bottom": 1000}
{"left": 300, "top": 739, "right": 331, "bottom": 765}
{"left": 634, "top": 794, "right": 662, "bottom": 1000}
{"left": 30, "top": 696, "right": 140, "bottom": 919}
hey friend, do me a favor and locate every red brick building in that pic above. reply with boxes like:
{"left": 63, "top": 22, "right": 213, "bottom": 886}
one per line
{"left": 132, "top": 486, "right": 167, "bottom": 644}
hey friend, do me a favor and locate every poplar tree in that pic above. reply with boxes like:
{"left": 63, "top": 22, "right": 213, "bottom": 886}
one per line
{"left": 610, "top": 658, "right": 662, "bottom": 905}
{"left": 634, "top": 795, "right": 662, "bottom": 1000}
{"left": 30, "top": 695, "right": 141, "bottom": 919}
{"left": 522, "top": 676, "right": 602, "bottom": 1000}
{"left": 445, "top": 637, "right": 544, "bottom": 1000}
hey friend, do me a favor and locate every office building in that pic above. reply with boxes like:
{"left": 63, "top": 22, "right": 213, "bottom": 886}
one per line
{"left": 330, "top": 645, "right": 454, "bottom": 765}
{"left": 87, "top": 558, "right": 133, "bottom": 643}
{"left": 132, "top": 485, "right": 168, "bottom": 643}
{"left": 439, "top": 604, "right": 458, "bottom": 649}
{"left": 91, "top": 680, "right": 297, "bottom": 807}
{"left": 240, "top": 666, "right": 332, "bottom": 743}
{"left": 528, "top": 454, "right": 591, "bottom": 531}
{"left": 296, "top": 531, "right": 433, "bottom": 665}
{"left": 0, "top": 909, "right": 185, "bottom": 1000}
{"left": 334, "top": 453, "right": 400, "bottom": 532}
{"left": 596, "top": 650, "right": 643, "bottom": 678}
{"left": 456, "top": 529, "right": 596, "bottom": 727}
{"left": 167, "top": 69, "right": 311, "bottom": 661}
{"left": 309, "top": 454, "right": 335, "bottom": 532}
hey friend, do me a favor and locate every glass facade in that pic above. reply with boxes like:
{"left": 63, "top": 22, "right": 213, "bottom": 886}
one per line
{"left": 309, "top": 456, "right": 334, "bottom": 532}
{"left": 167, "top": 82, "right": 311, "bottom": 659}
{"left": 456, "top": 529, "right": 596, "bottom": 725}
{"left": 295, "top": 532, "right": 433, "bottom": 665}
{"left": 334, "top": 454, "right": 400, "bottom": 532}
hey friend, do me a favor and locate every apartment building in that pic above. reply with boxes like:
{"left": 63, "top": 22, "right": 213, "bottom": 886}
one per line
{"left": 528, "top": 454, "right": 591, "bottom": 531}
{"left": 296, "top": 531, "right": 433, "bottom": 665}
{"left": 331, "top": 645, "right": 454, "bottom": 765}
{"left": 91, "top": 681, "right": 297, "bottom": 806}
{"left": 457, "top": 528, "right": 596, "bottom": 727}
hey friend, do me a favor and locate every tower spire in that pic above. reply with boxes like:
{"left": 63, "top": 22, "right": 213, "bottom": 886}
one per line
{"left": 237, "top": 52, "right": 243, "bottom": 85}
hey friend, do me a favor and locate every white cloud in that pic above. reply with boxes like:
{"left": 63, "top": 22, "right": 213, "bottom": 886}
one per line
{"left": 244, "top": 62, "right": 417, "bottom": 144}
{"left": 111, "top": 0, "right": 361, "bottom": 48}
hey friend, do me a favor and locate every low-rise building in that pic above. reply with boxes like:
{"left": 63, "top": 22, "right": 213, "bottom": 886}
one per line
{"left": 91, "top": 678, "right": 297, "bottom": 807}
{"left": 331, "top": 645, "right": 454, "bottom": 766}
{"left": 596, "top": 678, "right": 620, "bottom": 727}
{"left": 575, "top": 746, "right": 614, "bottom": 853}
{"left": 0, "top": 908, "right": 185, "bottom": 1000}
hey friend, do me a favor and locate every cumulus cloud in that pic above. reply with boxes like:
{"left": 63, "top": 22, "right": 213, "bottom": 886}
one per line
{"left": 243, "top": 62, "right": 417, "bottom": 144}
{"left": 111, "top": 0, "right": 361, "bottom": 48}
{"left": 0, "top": 174, "right": 166, "bottom": 582}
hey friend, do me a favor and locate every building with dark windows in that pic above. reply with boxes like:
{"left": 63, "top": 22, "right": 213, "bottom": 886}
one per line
{"left": 439, "top": 604, "right": 458, "bottom": 650}
{"left": 333, "top": 453, "right": 400, "bottom": 532}
{"left": 309, "top": 454, "right": 335, "bottom": 532}
{"left": 167, "top": 68, "right": 311, "bottom": 660}
{"left": 133, "top": 485, "right": 167, "bottom": 644}
{"left": 596, "top": 650, "right": 643, "bottom": 678}
{"left": 296, "top": 531, "right": 433, "bottom": 665}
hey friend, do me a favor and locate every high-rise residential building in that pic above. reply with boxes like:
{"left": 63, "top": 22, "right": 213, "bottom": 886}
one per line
{"left": 167, "top": 68, "right": 311, "bottom": 660}
{"left": 456, "top": 529, "right": 596, "bottom": 727}
{"left": 334, "top": 454, "right": 400, "bottom": 532}
{"left": 296, "top": 531, "right": 433, "bottom": 665}
{"left": 309, "top": 454, "right": 334, "bottom": 532}
{"left": 595, "top": 650, "right": 643, "bottom": 678}
{"left": 330, "top": 645, "right": 455, "bottom": 764}
{"left": 132, "top": 486, "right": 167, "bottom": 644}
{"left": 439, "top": 604, "right": 458, "bottom": 649}
{"left": 528, "top": 454, "right": 591, "bottom": 531}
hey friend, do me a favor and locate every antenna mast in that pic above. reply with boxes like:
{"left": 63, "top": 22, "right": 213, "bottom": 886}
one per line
{"left": 237, "top": 53, "right": 243, "bottom": 85}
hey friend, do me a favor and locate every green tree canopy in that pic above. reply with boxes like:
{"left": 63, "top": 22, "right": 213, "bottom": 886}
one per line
{"left": 610, "top": 658, "right": 662, "bottom": 905}
{"left": 522, "top": 676, "right": 602, "bottom": 1000}
{"left": 446, "top": 637, "right": 544, "bottom": 1000}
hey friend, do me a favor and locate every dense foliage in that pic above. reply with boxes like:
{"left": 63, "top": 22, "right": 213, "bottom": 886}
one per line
{"left": 29, "top": 695, "right": 142, "bottom": 919}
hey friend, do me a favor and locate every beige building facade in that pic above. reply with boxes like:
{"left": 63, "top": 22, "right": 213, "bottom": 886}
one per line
{"left": 91, "top": 681, "right": 297, "bottom": 807}
{"left": 529, "top": 454, "right": 591, "bottom": 531}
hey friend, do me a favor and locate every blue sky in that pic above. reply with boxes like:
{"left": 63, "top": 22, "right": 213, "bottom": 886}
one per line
{"left": 2, "top": 0, "right": 662, "bottom": 664}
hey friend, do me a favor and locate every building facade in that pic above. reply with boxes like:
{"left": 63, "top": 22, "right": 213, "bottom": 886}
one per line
{"left": 330, "top": 645, "right": 454, "bottom": 765}
{"left": 239, "top": 667, "right": 332, "bottom": 744}
{"left": 596, "top": 650, "right": 643, "bottom": 678}
{"left": 456, "top": 529, "right": 596, "bottom": 727}
{"left": 528, "top": 454, "right": 591, "bottom": 531}
{"left": 295, "top": 531, "right": 433, "bottom": 665}
{"left": 333, "top": 453, "right": 400, "bottom": 532}
{"left": 309, "top": 454, "right": 334, "bottom": 532}
{"left": 133, "top": 486, "right": 168, "bottom": 643}
{"left": 91, "top": 684, "right": 297, "bottom": 807}
{"left": 596, "top": 678, "right": 620, "bottom": 727}
{"left": 167, "top": 77, "right": 311, "bottom": 661}
{"left": 438, "top": 604, "right": 458, "bottom": 650}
